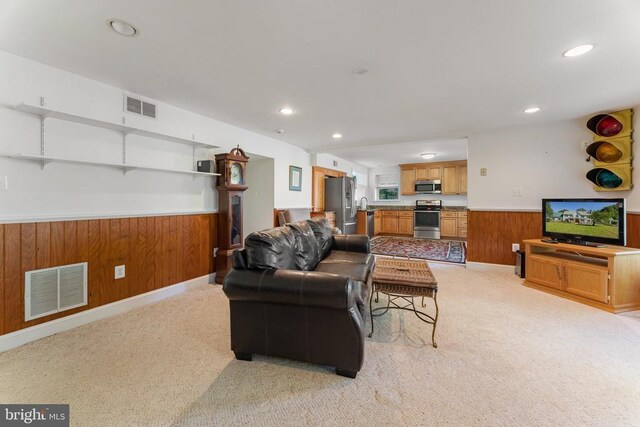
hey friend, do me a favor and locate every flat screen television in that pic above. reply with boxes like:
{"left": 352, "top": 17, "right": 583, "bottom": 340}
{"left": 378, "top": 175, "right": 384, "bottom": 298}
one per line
{"left": 542, "top": 198, "right": 626, "bottom": 246}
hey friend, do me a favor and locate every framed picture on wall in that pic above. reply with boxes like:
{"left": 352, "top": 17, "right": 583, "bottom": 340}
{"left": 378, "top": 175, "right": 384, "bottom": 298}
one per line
{"left": 289, "top": 165, "right": 302, "bottom": 191}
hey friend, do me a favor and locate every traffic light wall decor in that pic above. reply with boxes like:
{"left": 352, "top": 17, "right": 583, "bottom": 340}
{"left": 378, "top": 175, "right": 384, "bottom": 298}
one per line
{"left": 585, "top": 108, "right": 633, "bottom": 191}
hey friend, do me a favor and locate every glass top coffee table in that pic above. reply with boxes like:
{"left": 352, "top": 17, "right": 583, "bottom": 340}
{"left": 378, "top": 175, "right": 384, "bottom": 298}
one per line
{"left": 369, "top": 257, "right": 439, "bottom": 348}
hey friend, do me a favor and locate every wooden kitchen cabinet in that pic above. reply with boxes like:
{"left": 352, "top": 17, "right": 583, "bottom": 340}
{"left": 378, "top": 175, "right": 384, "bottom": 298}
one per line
{"left": 377, "top": 210, "right": 413, "bottom": 235}
{"left": 458, "top": 166, "right": 468, "bottom": 194}
{"left": 398, "top": 216, "right": 414, "bottom": 235}
{"left": 440, "top": 210, "right": 467, "bottom": 238}
{"left": 442, "top": 166, "right": 458, "bottom": 194}
{"left": 374, "top": 211, "right": 381, "bottom": 235}
{"left": 416, "top": 167, "right": 428, "bottom": 180}
{"left": 400, "top": 169, "right": 415, "bottom": 195}
{"left": 311, "top": 166, "right": 346, "bottom": 213}
{"left": 440, "top": 217, "right": 458, "bottom": 237}
{"left": 381, "top": 215, "right": 399, "bottom": 234}
{"left": 429, "top": 167, "right": 442, "bottom": 180}
{"left": 312, "top": 167, "right": 325, "bottom": 212}
{"left": 399, "top": 161, "right": 465, "bottom": 196}
{"left": 442, "top": 165, "right": 467, "bottom": 195}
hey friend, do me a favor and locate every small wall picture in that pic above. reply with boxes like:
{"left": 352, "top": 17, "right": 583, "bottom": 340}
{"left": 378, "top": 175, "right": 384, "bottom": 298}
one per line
{"left": 289, "top": 165, "right": 302, "bottom": 191}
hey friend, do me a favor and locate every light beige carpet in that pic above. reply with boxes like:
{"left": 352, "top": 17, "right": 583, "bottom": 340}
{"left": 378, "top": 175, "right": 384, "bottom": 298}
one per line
{"left": 1, "top": 263, "right": 640, "bottom": 426}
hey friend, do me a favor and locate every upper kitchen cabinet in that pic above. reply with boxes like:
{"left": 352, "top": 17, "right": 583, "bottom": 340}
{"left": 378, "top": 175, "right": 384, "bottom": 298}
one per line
{"left": 442, "top": 163, "right": 467, "bottom": 195}
{"left": 400, "top": 160, "right": 467, "bottom": 196}
{"left": 400, "top": 168, "right": 416, "bottom": 195}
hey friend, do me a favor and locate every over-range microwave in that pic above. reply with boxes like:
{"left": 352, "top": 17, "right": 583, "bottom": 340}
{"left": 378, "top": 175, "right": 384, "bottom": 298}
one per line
{"left": 414, "top": 180, "right": 442, "bottom": 194}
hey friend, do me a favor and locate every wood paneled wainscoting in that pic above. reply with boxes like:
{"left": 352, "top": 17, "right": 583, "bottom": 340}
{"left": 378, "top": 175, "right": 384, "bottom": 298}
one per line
{"left": 468, "top": 210, "right": 640, "bottom": 266}
{"left": 0, "top": 213, "right": 216, "bottom": 337}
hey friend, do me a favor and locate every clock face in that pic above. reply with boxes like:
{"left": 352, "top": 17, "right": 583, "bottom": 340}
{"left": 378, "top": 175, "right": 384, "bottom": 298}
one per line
{"left": 230, "top": 163, "right": 242, "bottom": 185}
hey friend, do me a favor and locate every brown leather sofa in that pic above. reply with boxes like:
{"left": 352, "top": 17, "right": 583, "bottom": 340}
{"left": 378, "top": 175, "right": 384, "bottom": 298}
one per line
{"left": 223, "top": 217, "right": 373, "bottom": 378}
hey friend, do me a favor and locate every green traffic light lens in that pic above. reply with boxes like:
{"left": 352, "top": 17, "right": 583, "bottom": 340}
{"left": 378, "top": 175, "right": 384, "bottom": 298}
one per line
{"left": 586, "top": 168, "right": 623, "bottom": 188}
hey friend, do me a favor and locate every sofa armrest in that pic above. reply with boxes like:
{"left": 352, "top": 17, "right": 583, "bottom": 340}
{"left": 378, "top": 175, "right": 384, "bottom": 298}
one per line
{"left": 223, "top": 269, "right": 356, "bottom": 310}
{"left": 332, "top": 234, "right": 370, "bottom": 253}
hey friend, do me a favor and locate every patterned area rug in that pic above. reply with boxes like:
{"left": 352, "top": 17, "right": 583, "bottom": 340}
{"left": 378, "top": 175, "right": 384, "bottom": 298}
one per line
{"left": 371, "top": 236, "right": 466, "bottom": 264}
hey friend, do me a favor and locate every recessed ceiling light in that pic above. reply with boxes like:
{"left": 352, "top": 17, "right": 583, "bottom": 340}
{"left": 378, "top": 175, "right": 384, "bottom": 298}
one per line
{"left": 421, "top": 153, "right": 436, "bottom": 159}
{"left": 279, "top": 106, "right": 294, "bottom": 115}
{"left": 107, "top": 19, "right": 138, "bottom": 37}
{"left": 332, "top": 133, "right": 342, "bottom": 139}
{"left": 523, "top": 107, "right": 541, "bottom": 114}
{"left": 563, "top": 44, "right": 594, "bottom": 58}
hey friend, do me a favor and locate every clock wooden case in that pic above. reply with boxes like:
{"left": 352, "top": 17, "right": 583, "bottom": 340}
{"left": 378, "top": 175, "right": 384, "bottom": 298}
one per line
{"left": 215, "top": 146, "right": 249, "bottom": 284}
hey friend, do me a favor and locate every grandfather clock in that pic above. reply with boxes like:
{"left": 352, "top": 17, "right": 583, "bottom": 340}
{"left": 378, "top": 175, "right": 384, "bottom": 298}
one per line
{"left": 215, "top": 146, "right": 249, "bottom": 284}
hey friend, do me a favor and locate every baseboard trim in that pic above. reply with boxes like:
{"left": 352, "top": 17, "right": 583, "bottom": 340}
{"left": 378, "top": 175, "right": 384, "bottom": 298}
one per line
{"left": 466, "top": 261, "right": 515, "bottom": 272}
{"left": 0, "top": 273, "right": 216, "bottom": 353}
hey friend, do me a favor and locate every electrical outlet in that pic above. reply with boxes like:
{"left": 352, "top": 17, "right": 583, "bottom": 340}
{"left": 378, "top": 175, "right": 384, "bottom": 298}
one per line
{"left": 581, "top": 140, "right": 590, "bottom": 151}
{"left": 512, "top": 243, "right": 520, "bottom": 252}
{"left": 0, "top": 176, "right": 7, "bottom": 191}
{"left": 512, "top": 187, "right": 523, "bottom": 197}
{"left": 480, "top": 168, "right": 487, "bottom": 176}
{"left": 114, "top": 265, "right": 126, "bottom": 279}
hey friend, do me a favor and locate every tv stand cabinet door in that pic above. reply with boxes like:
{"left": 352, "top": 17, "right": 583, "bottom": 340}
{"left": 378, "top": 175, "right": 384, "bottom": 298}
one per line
{"left": 564, "top": 262, "right": 609, "bottom": 303}
{"left": 527, "top": 256, "right": 564, "bottom": 290}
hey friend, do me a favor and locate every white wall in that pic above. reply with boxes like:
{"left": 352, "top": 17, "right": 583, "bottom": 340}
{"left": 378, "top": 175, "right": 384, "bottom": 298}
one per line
{"left": 243, "top": 157, "right": 275, "bottom": 234}
{"left": 0, "top": 51, "right": 311, "bottom": 220}
{"left": 367, "top": 166, "right": 468, "bottom": 207}
{"left": 467, "top": 110, "right": 640, "bottom": 212}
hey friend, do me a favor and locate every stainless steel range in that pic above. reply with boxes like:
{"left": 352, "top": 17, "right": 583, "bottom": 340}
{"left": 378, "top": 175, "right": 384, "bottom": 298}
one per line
{"left": 414, "top": 200, "right": 442, "bottom": 239}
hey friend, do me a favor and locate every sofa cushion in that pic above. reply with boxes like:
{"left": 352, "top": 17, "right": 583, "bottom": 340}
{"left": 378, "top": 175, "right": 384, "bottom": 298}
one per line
{"left": 244, "top": 226, "right": 297, "bottom": 270}
{"left": 286, "top": 221, "right": 321, "bottom": 271}
{"left": 314, "top": 262, "right": 370, "bottom": 283}
{"left": 307, "top": 217, "right": 333, "bottom": 258}
{"left": 319, "top": 250, "right": 374, "bottom": 270}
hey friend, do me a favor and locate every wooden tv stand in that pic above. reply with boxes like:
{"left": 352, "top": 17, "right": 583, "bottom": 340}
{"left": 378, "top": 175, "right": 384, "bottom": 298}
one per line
{"left": 523, "top": 239, "right": 640, "bottom": 313}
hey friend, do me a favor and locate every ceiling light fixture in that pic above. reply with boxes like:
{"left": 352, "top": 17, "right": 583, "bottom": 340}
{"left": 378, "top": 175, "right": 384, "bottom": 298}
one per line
{"left": 523, "top": 107, "right": 541, "bottom": 114}
{"left": 279, "top": 106, "right": 294, "bottom": 115}
{"left": 107, "top": 19, "right": 138, "bottom": 37}
{"left": 332, "top": 133, "right": 342, "bottom": 139}
{"left": 421, "top": 153, "right": 436, "bottom": 159}
{"left": 563, "top": 44, "right": 594, "bottom": 58}
{"left": 275, "top": 129, "right": 285, "bottom": 134}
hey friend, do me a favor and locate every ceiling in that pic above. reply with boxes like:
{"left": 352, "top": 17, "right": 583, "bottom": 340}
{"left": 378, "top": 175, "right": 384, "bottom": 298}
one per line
{"left": 1, "top": 1, "right": 639, "bottom": 160}
{"left": 331, "top": 138, "right": 468, "bottom": 168}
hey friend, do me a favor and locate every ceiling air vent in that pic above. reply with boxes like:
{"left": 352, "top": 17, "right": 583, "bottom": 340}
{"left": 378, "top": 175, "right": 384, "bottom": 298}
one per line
{"left": 125, "top": 94, "right": 157, "bottom": 119}
{"left": 25, "top": 262, "right": 88, "bottom": 321}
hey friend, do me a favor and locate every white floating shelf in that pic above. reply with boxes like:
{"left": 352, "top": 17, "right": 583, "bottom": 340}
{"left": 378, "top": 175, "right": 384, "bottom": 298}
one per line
{"left": 2, "top": 153, "right": 220, "bottom": 177}
{"left": 14, "top": 103, "right": 220, "bottom": 149}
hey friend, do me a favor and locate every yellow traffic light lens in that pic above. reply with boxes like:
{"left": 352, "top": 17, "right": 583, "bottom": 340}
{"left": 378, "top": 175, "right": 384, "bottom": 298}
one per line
{"left": 586, "top": 141, "right": 623, "bottom": 163}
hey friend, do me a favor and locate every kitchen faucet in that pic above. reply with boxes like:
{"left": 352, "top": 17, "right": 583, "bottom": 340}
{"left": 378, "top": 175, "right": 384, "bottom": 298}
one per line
{"left": 360, "top": 197, "right": 368, "bottom": 210}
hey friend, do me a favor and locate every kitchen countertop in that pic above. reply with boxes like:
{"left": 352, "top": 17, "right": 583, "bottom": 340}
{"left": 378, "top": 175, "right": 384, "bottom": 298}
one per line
{"left": 364, "top": 205, "right": 467, "bottom": 211}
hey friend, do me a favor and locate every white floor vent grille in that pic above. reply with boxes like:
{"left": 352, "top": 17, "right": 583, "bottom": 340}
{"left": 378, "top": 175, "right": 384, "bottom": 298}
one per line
{"left": 25, "top": 262, "right": 88, "bottom": 321}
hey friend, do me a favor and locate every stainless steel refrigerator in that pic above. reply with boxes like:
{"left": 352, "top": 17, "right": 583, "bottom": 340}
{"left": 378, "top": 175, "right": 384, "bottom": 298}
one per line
{"left": 324, "top": 176, "right": 357, "bottom": 235}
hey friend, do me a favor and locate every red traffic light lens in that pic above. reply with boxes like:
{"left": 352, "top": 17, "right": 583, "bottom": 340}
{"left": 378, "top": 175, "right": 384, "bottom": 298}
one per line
{"left": 587, "top": 114, "right": 624, "bottom": 137}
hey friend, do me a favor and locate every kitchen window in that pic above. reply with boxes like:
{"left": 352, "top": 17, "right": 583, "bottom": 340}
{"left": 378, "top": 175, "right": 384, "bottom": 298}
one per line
{"left": 375, "top": 173, "right": 399, "bottom": 201}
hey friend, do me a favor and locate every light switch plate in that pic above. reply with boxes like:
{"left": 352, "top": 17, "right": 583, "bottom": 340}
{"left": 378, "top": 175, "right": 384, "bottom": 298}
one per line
{"left": 115, "top": 265, "right": 126, "bottom": 279}
{"left": 480, "top": 168, "right": 487, "bottom": 176}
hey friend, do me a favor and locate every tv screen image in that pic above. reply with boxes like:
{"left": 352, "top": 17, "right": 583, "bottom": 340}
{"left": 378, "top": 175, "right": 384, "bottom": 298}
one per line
{"left": 542, "top": 198, "right": 626, "bottom": 246}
